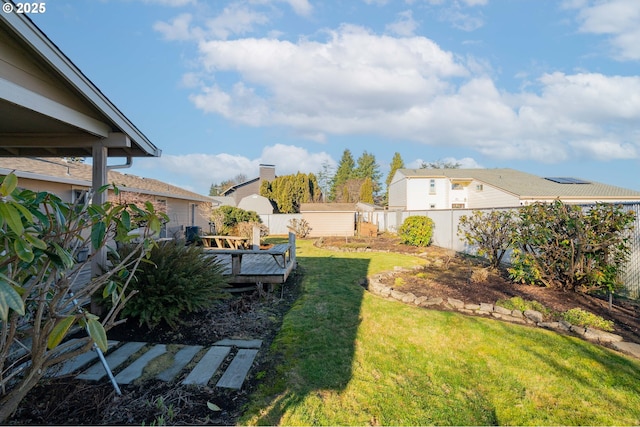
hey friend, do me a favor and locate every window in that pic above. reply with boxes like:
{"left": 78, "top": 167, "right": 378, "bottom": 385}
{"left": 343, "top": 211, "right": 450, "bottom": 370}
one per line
{"left": 72, "top": 189, "right": 88, "bottom": 205}
{"left": 476, "top": 184, "right": 483, "bottom": 191}
{"left": 429, "top": 179, "right": 436, "bottom": 194}
{"left": 451, "top": 183, "right": 463, "bottom": 190}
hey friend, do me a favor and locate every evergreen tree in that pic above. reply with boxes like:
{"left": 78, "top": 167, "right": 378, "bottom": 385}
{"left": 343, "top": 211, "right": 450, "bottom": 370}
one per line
{"left": 260, "top": 172, "right": 321, "bottom": 213}
{"left": 385, "top": 152, "right": 405, "bottom": 206}
{"left": 354, "top": 151, "right": 382, "bottom": 199}
{"left": 329, "top": 149, "right": 355, "bottom": 202}
{"left": 359, "top": 177, "right": 374, "bottom": 203}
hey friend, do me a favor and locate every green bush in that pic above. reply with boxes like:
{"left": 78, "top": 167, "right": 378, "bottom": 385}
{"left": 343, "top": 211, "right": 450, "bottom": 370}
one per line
{"left": 398, "top": 216, "right": 434, "bottom": 247}
{"left": 111, "top": 241, "right": 229, "bottom": 329}
{"left": 213, "top": 206, "right": 262, "bottom": 235}
{"left": 561, "top": 308, "right": 614, "bottom": 332}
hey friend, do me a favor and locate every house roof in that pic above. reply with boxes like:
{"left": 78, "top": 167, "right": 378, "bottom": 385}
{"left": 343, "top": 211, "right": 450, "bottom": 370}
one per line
{"left": 0, "top": 157, "right": 212, "bottom": 202}
{"left": 396, "top": 168, "right": 640, "bottom": 200}
{"left": 221, "top": 177, "right": 259, "bottom": 196}
{"left": 0, "top": 11, "right": 160, "bottom": 158}
{"left": 300, "top": 203, "right": 357, "bottom": 212}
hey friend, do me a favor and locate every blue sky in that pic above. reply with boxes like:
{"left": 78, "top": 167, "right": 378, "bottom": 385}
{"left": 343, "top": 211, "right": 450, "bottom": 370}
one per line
{"left": 31, "top": 0, "right": 640, "bottom": 195}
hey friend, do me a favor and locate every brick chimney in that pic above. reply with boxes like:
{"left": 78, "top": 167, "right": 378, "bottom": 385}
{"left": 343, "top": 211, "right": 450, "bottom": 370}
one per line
{"left": 259, "top": 164, "right": 276, "bottom": 183}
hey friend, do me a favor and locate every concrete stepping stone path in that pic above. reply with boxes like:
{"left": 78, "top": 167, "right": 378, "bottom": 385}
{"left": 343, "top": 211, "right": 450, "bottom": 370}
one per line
{"left": 52, "top": 339, "right": 262, "bottom": 390}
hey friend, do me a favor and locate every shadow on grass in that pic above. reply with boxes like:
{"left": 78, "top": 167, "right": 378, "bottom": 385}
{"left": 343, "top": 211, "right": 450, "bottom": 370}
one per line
{"left": 244, "top": 250, "right": 368, "bottom": 425}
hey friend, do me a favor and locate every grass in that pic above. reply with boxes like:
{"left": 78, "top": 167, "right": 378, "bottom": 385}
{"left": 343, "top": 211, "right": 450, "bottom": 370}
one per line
{"left": 241, "top": 238, "right": 640, "bottom": 426}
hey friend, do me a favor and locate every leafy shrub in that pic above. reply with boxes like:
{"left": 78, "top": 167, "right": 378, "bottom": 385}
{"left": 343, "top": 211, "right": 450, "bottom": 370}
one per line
{"left": 561, "top": 308, "right": 614, "bottom": 332}
{"left": 212, "top": 206, "right": 262, "bottom": 235}
{"left": 458, "top": 210, "right": 516, "bottom": 268}
{"left": 112, "top": 241, "right": 229, "bottom": 329}
{"left": 0, "top": 174, "right": 166, "bottom": 422}
{"left": 509, "top": 201, "right": 635, "bottom": 292}
{"left": 495, "top": 296, "right": 550, "bottom": 317}
{"left": 398, "top": 216, "right": 434, "bottom": 247}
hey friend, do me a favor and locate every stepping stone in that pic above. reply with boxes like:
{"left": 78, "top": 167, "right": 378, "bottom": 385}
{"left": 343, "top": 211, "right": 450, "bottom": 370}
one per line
{"left": 216, "top": 349, "right": 259, "bottom": 389}
{"left": 49, "top": 341, "right": 119, "bottom": 377}
{"left": 115, "top": 344, "right": 167, "bottom": 384}
{"left": 214, "top": 339, "right": 262, "bottom": 349}
{"left": 77, "top": 341, "right": 146, "bottom": 381}
{"left": 156, "top": 345, "right": 203, "bottom": 382}
{"left": 182, "top": 346, "right": 230, "bottom": 386}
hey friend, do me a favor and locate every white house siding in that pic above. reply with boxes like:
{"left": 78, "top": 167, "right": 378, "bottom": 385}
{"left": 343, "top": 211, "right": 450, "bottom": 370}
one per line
{"left": 388, "top": 177, "right": 407, "bottom": 210}
{"left": 302, "top": 212, "right": 355, "bottom": 237}
{"left": 467, "top": 182, "right": 520, "bottom": 208}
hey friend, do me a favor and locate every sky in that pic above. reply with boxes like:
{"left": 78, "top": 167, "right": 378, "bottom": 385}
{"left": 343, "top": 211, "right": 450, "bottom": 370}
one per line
{"left": 30, "top": 0, "right": 640, "bottom": 196}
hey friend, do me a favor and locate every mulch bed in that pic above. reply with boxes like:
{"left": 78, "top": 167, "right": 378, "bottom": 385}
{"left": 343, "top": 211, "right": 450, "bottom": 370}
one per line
{"left": 6, "top": 235, "right": 640, "bottom": 425}
{"left": 317, "top": 235, "right": 640, "bottom": 345}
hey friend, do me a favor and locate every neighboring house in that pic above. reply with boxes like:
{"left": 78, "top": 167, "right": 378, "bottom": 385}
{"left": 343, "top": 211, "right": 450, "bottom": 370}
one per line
{"left": 211, "top": 196, "right": 236, "bottom": 208}
{"left": 222, "top": 164, "right": 276, "bottom": 205}
{"left": 388, "top": 168, "right": 640, "bottom": 211}
{"left": 0, "top": 157, "right": 215, "bottom": 239}
{"left": 238, "top": 193, "right": 275, "bottom": 215}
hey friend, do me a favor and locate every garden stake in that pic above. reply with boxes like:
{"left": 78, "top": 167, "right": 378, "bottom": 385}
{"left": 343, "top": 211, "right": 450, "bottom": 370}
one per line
{"left": 69, "top": 292, "right": 122, "bottom": 396}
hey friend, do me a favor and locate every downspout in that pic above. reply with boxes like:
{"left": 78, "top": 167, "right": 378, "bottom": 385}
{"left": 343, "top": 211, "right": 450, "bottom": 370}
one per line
{"left": 106, "top": 156, "right": 133, "bottom": 171}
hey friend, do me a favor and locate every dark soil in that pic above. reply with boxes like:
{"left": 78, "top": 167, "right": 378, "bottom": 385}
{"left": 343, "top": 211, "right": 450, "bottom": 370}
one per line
{"left": 318, "top": 235, "right": 640, "bottom": 345}
{"left": 6, "top": 277, "right": 302, "bottom": 426}
{"left": 6, "top": 235, "right": 640, "bottom": 425}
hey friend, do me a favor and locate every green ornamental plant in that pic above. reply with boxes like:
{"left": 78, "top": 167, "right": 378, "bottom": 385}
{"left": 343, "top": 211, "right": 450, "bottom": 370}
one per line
{"left": 112, "top": 241, "right": 229, "bottom": 329}
{"left": 508, "top": 201, "right": 635, "bottom": 293}
{"left": 398, "top": 216, "right": 434, "bottom": 247}
{"left": 0, "top": 173, "right": 166, "bottom": 422}
{"left": 457, "top": 209, "right": 516, "bottom": 269}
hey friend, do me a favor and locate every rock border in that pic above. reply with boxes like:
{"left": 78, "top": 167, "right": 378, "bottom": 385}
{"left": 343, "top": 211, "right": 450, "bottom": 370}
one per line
{"left": 366, "top": 268, "right": 640, "bottom": 360}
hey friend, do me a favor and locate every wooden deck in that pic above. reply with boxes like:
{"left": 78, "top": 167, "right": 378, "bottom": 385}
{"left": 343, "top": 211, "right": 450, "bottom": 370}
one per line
{"left": 204, "top": 236, "right": 297, "bottom": 286}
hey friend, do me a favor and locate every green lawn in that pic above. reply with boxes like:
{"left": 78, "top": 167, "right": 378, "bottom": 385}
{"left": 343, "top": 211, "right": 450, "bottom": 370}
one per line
{"left": 241, "top": 238, "right": 640, "bottom": 426}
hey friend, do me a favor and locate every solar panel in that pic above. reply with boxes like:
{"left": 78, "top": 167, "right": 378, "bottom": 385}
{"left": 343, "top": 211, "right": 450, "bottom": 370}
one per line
{"left": 545, "top": 177, "right": 590, "bottom": 184}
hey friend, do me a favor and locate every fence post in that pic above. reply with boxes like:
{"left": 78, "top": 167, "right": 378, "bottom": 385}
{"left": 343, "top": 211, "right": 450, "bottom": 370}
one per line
{"left": 252, "top": 225, "right": 260, "bottom": 250}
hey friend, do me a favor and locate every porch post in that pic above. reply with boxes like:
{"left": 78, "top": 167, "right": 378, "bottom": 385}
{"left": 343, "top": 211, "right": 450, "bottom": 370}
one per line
{"left": 91, "top": 143, "right": 108, "bottom": 313}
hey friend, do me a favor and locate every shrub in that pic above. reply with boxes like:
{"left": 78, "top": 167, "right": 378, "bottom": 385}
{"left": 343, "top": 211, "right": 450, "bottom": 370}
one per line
{"left": 112, "top": 241, "right": 229, "bottom": 329}
{"left": 212, "top": 206, "right": 262, "bottom": 235}
{"left": 0, "top": 174, "right": 166, "bottom": 422}
{"left": 470, "top": 268, "right": 489, "bottom": 284}
{"left": 398, "top": 216, "right": 434, "bottom": 247}
{"left": 561, "top": 308, "right": 614, "bottom": 332}
{"left": 287, "top": 218, "right": 312, "bottom": 238}
{"left": 458, "top": 210, "right": 516, "bottom": 268}
{"left": 510, "top": 201, "right": 635, "bottom": 293}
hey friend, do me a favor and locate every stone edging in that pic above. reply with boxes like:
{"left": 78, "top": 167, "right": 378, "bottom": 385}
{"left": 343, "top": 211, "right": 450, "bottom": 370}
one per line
{"left": 366, "top": 267, "right": 640, "bottom": 360}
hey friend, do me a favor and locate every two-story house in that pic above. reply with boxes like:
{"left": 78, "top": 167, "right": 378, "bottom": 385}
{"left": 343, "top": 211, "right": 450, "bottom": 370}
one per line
{"left": 388, "top": 168, "right": 640, "bottom": 210}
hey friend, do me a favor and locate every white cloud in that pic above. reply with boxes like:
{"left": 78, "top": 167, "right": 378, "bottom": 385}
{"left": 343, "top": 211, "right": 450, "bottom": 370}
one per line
{"left": 573, "top": 0, "right": 640, "bottom": 61}
{"left": 141, "top": 0, "right": 195, "bottom": 6}
{"left": 184, "top": 20, "right": 640, "bottom": 164}
{"left": 281, "top": 0, "right": 313, "bottom": 16}
{"left": 153, "top": 13, "right": 198, "bottom": 41}
{"left": 570, "top": 139, "right": 638, "bottom": 160}
{"left": 386, "top": 10, "right": 419, "bottom": 36}
{"left": 205, "top": 4, "right": 270, "bottom": 39}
